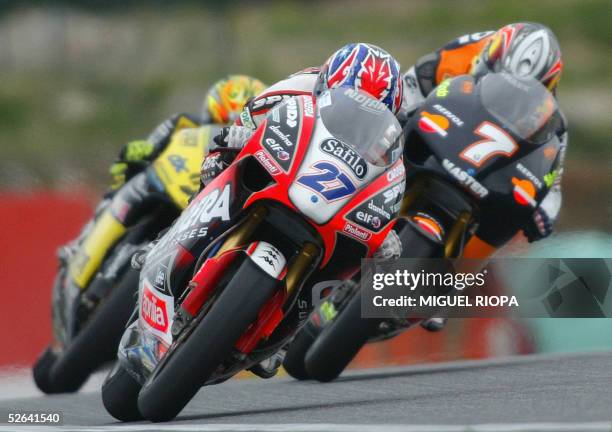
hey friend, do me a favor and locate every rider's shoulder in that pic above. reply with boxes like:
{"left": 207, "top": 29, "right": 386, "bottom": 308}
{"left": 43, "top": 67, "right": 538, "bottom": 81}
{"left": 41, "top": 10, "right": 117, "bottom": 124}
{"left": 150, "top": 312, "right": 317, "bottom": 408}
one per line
{"left": 441, "top": 30, "right": 495, "bottom": 51}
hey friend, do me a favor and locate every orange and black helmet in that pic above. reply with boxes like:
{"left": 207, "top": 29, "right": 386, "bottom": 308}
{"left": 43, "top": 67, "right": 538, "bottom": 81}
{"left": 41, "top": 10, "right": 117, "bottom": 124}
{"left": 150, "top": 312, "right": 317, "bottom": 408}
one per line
{"left": 470, "top": 23, "right": 563, "bottom": 92}
{"left": 204, "top": 75, "right": 266, "bottom": 124}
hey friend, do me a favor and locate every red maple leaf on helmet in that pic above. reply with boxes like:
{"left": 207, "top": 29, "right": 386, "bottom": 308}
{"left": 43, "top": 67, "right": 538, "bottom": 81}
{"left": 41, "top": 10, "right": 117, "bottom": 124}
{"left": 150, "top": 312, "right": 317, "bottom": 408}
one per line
{"left": 356, "top": 50, "right": 392, "bottom": 101}
{"left": 327, "top": 46, "right": 359, "bottom": 88}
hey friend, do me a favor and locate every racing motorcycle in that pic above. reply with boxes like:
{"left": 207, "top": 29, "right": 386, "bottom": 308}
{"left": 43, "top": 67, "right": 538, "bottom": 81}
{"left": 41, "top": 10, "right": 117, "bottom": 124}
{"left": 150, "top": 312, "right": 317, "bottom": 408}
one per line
{"left": 283, "top": 72, "right": 564, "bottom": 382}
{"left": 101, "top": 87, "right": 406, "bottom": 422}
{"left": 32, "top": 125, "right": 217, "bottom": 393}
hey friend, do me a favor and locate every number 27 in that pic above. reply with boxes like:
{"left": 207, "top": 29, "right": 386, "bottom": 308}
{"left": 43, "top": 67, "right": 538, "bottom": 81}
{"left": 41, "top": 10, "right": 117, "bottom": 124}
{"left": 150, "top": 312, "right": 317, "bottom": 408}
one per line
{"left": 297, "top": 162, "right": 356, "bottom": 202}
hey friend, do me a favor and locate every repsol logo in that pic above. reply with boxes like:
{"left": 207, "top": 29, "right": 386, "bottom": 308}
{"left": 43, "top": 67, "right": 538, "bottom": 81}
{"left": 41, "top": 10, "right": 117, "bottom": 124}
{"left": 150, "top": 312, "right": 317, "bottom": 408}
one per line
{"left": 320, "top": 138, "right": 368, "bottom": 179}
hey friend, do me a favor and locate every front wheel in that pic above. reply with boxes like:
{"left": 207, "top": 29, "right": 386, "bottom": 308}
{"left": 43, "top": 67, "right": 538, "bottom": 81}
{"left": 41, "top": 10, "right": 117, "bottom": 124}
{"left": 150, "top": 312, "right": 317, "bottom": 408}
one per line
{"left": 305, "top": 289, "right": 380, "bottom": 382}
{"left": 137, "top": 256, "right": 280, "bottom": 422}
{"left": 282, "top": 320, "right": 322, "bottom": 381}
{"left": 102, "top": 362, "right": 143, "bottom": 422}
{"left": 47, "top": 267, "right": 140, "bottom": 393}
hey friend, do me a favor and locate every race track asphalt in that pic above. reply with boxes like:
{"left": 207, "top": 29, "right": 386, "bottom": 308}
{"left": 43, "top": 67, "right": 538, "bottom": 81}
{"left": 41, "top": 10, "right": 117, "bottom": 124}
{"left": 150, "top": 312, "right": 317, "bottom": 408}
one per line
{"left": 0, "top": 351, "right": 610, "bottom": 431}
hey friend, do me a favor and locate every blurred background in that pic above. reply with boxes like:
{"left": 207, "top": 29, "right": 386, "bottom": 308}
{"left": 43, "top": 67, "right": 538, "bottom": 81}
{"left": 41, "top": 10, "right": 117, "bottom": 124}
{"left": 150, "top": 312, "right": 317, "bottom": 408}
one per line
{"left": 0, "top": 0, "right": 610, "bottom": 374}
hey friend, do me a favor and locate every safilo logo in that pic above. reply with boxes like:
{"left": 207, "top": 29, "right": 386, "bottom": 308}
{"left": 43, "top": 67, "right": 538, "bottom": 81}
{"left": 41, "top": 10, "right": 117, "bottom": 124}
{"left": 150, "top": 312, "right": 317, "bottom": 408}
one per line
{"left": 320, "top": 138, "right": 368, "bottom": 180}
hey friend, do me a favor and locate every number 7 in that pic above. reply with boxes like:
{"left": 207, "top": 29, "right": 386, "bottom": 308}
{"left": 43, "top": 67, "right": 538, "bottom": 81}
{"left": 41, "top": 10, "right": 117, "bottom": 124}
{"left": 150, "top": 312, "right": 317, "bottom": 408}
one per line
{"left": 460, "top": 121, "right": 518, "bottom": 167}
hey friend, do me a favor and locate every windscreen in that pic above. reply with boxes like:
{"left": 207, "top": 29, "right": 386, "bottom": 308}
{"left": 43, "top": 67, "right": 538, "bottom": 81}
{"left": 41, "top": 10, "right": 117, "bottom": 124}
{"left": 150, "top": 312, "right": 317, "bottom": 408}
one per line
{"left": 318, "top": 87, "right": 403, "bottom": 167}
{"left": 480, "top": 73, "right": 561, "bottom": 145}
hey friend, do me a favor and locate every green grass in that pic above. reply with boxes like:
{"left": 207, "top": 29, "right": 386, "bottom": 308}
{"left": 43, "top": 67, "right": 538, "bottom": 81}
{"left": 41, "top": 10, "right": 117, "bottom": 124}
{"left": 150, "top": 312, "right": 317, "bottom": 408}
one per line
{"left": 0, "top": 0, "right": 610, "bottom": 193}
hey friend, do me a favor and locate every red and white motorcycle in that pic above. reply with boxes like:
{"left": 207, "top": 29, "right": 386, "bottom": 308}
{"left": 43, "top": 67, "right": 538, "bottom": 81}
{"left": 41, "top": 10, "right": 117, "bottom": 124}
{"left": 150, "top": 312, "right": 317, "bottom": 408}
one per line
{"left": 101, "top": 87, "right": 406, "bottom": 422}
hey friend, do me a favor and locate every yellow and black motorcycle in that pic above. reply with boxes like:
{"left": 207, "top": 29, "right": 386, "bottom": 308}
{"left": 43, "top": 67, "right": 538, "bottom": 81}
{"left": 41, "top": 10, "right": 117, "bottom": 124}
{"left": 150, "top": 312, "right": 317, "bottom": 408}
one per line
{"left": 33, "top": 125, "right": 220, "bottom": 393}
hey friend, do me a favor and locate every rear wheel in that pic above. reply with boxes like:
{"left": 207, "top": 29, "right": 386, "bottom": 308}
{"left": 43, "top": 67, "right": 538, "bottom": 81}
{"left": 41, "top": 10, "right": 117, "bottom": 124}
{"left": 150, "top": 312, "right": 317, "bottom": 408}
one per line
{"left": 137, "top": 257, "right": 280, "bottom": 422}
{"left": 47, "top": 267, "right": 140, "bottom": 392}
{"left": 102, "top": 362, "right": 143, "bottom": 422}
{"left": 305, "top": 289, "right": 380, "bottom": 382}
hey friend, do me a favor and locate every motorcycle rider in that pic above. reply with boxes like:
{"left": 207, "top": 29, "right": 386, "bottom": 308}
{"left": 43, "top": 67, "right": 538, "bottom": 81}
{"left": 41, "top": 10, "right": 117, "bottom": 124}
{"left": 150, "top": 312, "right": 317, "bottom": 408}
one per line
{"left": 207, "top": 30, "right": 565, "bottom": 330}
{"left": 199, "top": 43, "right": 405, "bottom": 378}
{"left": 204, "top": 42, "right": 404, "bottom": 183}
{"left": 403, "top": 22, "right": 565, "bottom": 244}
{"left": 59, "top": 75, "right": 266, "bottom": 277}
{"left": 399, "top": 22, "right": 567, "bottom": 331}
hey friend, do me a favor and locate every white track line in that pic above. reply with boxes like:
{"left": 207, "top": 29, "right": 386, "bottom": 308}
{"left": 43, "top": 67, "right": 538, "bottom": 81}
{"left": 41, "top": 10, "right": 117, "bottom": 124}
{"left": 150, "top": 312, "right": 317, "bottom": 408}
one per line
{"left": 1, "top": 422, "right": 611, "bottom": 432}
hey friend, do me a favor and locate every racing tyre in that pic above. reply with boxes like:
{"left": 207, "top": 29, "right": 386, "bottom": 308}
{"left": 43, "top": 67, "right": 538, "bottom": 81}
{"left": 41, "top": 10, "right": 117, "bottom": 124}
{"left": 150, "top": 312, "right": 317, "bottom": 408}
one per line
{"left": 32, "top": 347, "right": 59, "bottom": 394}
{"left": 137, "top": 256, "right": 280, "bottom": 422}
{"left": 305, "top": 289, "right": 380, "bottom": 382}
{"left": 48, "top": 267, "right": 140, "bottom": 392}
{"left": 282, "top": 321, "right": 322, "bottom": 380}
{"left": 102, "top": 362, "right": 143, "bottom": 422}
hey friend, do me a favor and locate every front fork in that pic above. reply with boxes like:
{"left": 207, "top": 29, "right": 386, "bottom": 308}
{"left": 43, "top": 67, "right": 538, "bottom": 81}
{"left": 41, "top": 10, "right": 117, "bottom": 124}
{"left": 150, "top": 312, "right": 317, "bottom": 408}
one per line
{"left": 172, "top": 204, "right": 320, "bottom": 355}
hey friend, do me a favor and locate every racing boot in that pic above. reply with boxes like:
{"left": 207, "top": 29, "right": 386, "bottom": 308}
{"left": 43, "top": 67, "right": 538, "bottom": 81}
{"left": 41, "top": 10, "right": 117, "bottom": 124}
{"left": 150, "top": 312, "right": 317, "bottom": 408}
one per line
{"left": 420, "top": 317, "right": 448, "bottom": 332}
{"left": 249, "top": 349, "right": 286, "bottom": 379}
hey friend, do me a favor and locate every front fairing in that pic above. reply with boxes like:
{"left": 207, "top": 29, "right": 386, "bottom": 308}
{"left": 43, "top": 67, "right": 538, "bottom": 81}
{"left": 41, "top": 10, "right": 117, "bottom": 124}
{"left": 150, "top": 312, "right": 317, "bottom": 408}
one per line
{"left": 405, "top": 74, "right": 560, "bottom": 243}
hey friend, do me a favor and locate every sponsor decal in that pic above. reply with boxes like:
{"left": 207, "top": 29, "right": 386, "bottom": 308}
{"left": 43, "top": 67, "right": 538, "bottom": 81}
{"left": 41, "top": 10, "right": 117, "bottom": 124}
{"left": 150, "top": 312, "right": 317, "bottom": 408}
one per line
{"left": 269, "top": 125, "right": 295, "bottom": 147}
{"left": 343, "top": 221, "right": 372, "bottom": 241}
{"left": 343, "top": 88, "right": 387, "bottom": 113}
{"left": 176, "top": 227, "right": 209, "bottom": 242}
{"left": 435, "top": 79, "right": 451, "bottom": 98}
{"left": 141, "top": 282, "right": 170, "bottom": 334}
{"left": 512, "top": 177, "right": 537, "bottom": 207}
{"left": 356, "top": 211, "right": 381, "bottom": 229}
{"left": 461, "top": 121, "right": 518, "bottom": 167}
{"left": 296, "top": 161, "right": 356, "bottom": 202}
{"left": 319, "top": 301, "right": 338, "bottom": 322}
{"left": 543, "top": 146, "right": 557, "bottom": 160}
{"left": 240, "top": 108, "right": 256, "bottom": 129}
{"left": 176, "top": 183, "right": 231, "bottom": 232}
{"left": 261, "top": 101, "right": 300, "bottom": 171}
{"left": 383, "top": 182, "right": 405, "bottom": 207}
{"left": 303, "top": 97, "right": 314, "bottom": 117}
{"left": 441, "top": 159, "right": 489, "bottom": 198}
{"left": 251, "top": 94, "right": 292, "bottom": 112}
{"left": 249, "top": 242, "right": 286, "bottom": 279}
{"left": 516, "top": 163, "right": 543, "bottom": 189}
{"left": 433, "top": 104, "right": 464, "bottom": 126}
{"left": 320, "top": 138, "right": 368, "bottom": 180}
{"left": 347, "top": 182, "right": 404, "bottom": 232}
{"left": 368, "top": 200, "right": 391, "bottom": 219}
{"left": 386, "top": 163, "right": 406, "bottom": 182}
{"left": 168, "top": 154, "right": 188, "bottom": 173}
{"left": 544, "top": 170, "right": 559, "bottom": 188}
{"left": 418, "top": 111, "right": 449, "bottom": 137}
{"left": 255, "top": 150, "right": 281, "bottom": 175}
{"left": 461, "top": 80, "right": 474, "bottom": 94}
{"left": 413, "top": 213, "right": 444, "bottom": 242}
{"left": 154, "top": 269, "right": 165, "bottom": 287}
{"left": 285, "top": 97, "right": 299, "bottom": 128}
{"left": 202, "top": 153, "right": 224, "bottom": 172}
